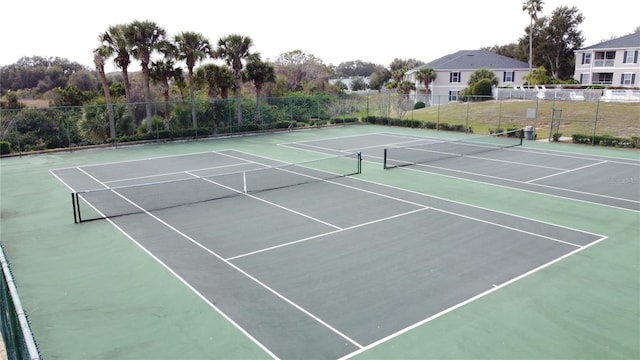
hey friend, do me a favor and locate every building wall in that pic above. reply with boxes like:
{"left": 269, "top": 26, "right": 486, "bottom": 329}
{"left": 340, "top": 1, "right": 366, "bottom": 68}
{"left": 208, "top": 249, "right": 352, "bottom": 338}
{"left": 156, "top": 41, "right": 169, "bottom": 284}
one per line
{"left": 574, "top": 48, "right": 640, "bottom": 87}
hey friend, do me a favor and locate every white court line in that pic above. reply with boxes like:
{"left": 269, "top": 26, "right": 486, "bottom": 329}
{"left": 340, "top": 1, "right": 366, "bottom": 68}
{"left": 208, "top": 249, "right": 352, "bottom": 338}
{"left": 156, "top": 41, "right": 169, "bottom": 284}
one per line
{"left": 49, "top": 149, "right": 227, "bottom": 171}
{"left": 102, "top": 161, "right": 255, "bottom": 185}
{"left": 73, "top": 166, "right": 363, "bottom": 354}
{"left": 526, "top": 160, "right": 608, "bottom": 183}
{"left": 184, "top": 171, "right": 343, "bottom": 231}
{"left": 397, "top": 158, "right": 640, "bottom": 210}
{"left": 56, "top": 146, "right": 611, "bottom": 359}
{"left": 338, "top": 234, "right": 609, "bottom": 360}
{"left": 227, "top": 208, "right": 430, "bottom": 261}
{"left": 226, "top": 149, "right": 601, "bottom": 242}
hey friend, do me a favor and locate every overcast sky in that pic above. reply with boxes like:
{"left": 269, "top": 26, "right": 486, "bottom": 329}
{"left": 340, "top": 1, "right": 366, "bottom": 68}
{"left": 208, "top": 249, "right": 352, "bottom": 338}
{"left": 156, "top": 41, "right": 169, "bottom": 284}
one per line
{"left": 1, "top": 0, "right": 637, "bottom": 73}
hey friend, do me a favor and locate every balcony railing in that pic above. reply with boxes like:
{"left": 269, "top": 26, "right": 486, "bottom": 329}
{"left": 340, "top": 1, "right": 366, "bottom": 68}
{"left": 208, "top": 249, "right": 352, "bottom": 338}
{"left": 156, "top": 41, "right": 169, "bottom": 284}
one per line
{"left": 593, "top": 59, "right": 615, "bottom": 67}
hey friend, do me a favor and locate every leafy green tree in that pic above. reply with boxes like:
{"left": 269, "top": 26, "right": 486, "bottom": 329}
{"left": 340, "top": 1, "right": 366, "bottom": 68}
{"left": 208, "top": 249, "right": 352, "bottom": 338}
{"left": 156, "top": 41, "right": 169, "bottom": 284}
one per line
{"left": 243, "top": 60, "right": 276, "bottom": 123}
{"left": 349, "top": 77, "right": 368, "bottom": 91}
{"left": 94, "top": 49, "right": 116, "bottom": 138}
{"left": 368, "top": 67, "right": 391, "bottom": 91}
{"left": 539, "top": 6, "right": 584, "bottom": 79}
{"left": 522, "top": 0, "right": 544, "bottom": 72}
{"left": 335, "top": 60, "right": 377, "bottom": 77}
{"left": 471, "top": 78, "right": 493, "bottom": 97}
{"left": 389, "top": 58, "right": 424, "bottom": 72}
{"left": 54, "top": 84, "right": 93, "bottom": 107}
{"left": 523, "top": 65, "right": 550, "bottom": 85}
{"left": 127, "top": 20, "right": 168, "bottom": 132}
{"left": 174, "top": 31, "right": 211, "bottom": 129}
{"left": 97, "top": 24, "right": 135, "bottom": 119}
{"left": 467, "top": 68, "right": 499, "bottom": 87}
{"left": 484, "top": 43, "right": 524, "bottom": 61}
{"left": 0, "top": 92, "right": 24, "bottom": 110}
{"left": 273, "top": 50, "right": 330, "bottom": 94}
{"left": 415, "top": 67, "right": 437, "bottom": 94}
{"left": 214, "top": 34, "right": 259, "bottom": 125}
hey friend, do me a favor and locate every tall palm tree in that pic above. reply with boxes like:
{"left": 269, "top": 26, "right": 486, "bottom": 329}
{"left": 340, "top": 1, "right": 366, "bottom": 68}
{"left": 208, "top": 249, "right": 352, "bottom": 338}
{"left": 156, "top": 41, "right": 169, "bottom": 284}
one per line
{"left": 126, "top": 20, "right": 167, "bottom": 133}
{"left": 97, "top": 24, "right": 134, "bottom": 120}
{"left": 243, "top": 60, "right": 275, "bottom": 124}
{"left": 214, "top": 34, "right": 260, "bottom": 125}
{"left": 196, "top": 64, "right": 224, "bottom": 131}
{"left": 174, "top": 31, "right": 211, "bottom": 130}
{"left": 523, "top": 0, "right": 544, "bottom": 74}
{"left": 415, "top": 67, "right": 437, "bottom": 103}
{"left": 217, "top": 66, "right": 235, "bottom": 100}
{"left": 151, "top": 59, "right": 181, "bottom": 130}
{"left": 93, "top": 49, "right": 115, "bottom": 138}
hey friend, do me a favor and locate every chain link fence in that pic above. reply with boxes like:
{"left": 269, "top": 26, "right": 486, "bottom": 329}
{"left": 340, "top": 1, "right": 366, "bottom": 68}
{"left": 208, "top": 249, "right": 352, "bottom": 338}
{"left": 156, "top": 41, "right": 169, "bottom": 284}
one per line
{"left": 1, "top": 91, "right": 638, "bottom": 155}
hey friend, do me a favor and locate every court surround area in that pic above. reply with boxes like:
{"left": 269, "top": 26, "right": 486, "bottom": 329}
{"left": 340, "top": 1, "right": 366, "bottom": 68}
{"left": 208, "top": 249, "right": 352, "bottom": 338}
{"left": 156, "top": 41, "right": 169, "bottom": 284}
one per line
{"left": 1, "top": 125, "right": 639, "bottom": 359}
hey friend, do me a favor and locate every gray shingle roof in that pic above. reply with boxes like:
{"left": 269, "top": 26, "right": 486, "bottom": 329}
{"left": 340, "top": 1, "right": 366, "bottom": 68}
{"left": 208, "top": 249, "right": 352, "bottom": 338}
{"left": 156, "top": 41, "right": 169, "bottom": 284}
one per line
{"left": 580, "top": 32, "right": 640, "bottom": 50}
{"left": 417, "top": 49, "right": 529, "bottom": 71}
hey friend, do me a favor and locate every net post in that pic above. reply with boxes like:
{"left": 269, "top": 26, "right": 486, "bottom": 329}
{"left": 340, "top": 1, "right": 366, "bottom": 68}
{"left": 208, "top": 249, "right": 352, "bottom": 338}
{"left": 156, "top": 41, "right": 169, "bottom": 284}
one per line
{"left": 383, "top": 148, "right": 388, "bottom": 169}
{"left": 72, "top": 193, "right": 78, "bottom": 224}
{"left": 75, "top": 193, "right": 83, "bottom": 223}
{"left": 357, "top": 152, "right": 362, "bottom": 174}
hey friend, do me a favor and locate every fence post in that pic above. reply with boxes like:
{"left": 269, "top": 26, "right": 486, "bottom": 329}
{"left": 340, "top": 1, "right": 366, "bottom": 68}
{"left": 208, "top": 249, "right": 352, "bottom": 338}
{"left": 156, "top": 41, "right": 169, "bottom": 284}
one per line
{"left": 592, "top": 99, "right": 601, "bottom": 146}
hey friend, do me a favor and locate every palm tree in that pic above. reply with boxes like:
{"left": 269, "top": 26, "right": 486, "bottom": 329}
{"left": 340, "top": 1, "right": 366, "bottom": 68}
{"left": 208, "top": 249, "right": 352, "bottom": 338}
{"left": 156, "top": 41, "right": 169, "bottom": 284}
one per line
{"left": 522, "top": 0, "right": 544, "bottom": 74}
{"left": 174, "top": 31, "right": 211, "bottom": 130}
{"left": 196, "top": 64, "right": 224, "bottom": 131}
{"left": 214, "top": 34, "right": 260, "bottom": 125}
{"left": 415, "top": 67, "right": 437, "bottom": 104}
{"left": 243, "top": 60, "right": 276, "bottom": 124}
{"left": 93, "top": 49, "right": 115, "bottom": 138}
{"left": 217, "top": 66, "right": 235, "bottom": 100}
{"left": 97, "top": 24, "right": 134, "bottom": 120}
{"left": 126, "top": 20, "right": 167, "bottom": 133}
{"left": 151, "top": 59, "right": 181, "bottom": 130}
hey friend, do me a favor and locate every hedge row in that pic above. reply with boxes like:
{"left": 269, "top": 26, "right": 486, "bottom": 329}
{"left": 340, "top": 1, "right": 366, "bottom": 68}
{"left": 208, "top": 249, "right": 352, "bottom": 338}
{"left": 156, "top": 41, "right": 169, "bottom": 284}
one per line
{"left": 572, "top": 134, "right": 639, "bottom": 148}
{"left": 364, "top": 116, "right": 471, "bottom": 133}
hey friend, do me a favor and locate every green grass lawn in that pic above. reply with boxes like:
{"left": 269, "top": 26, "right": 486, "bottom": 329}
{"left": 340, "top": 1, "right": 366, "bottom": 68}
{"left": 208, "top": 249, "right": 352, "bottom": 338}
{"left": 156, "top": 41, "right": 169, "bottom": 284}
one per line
{"left": 398, "top": 99, "right": 640, "bottom": 139}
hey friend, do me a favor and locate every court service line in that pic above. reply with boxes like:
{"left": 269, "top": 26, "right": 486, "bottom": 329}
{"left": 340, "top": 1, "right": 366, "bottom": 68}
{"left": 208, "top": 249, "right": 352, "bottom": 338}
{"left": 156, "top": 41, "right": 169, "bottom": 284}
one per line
{"left": 226, "top": 208, "right": 429, "bottom": 261}
{"left": 339, "top": 234, "right": 609, "bottom": 360}
{"left": 101, "top": 161, "right": 255, "bottom": 185}
{"left": 279, "top": 141, "right": 353, "bottom": 155}
{"left": 401, "top": 160, "right": 639, "bottom": 208}
{"left": 526, "top": 160, "right": 608, "bottom": 183}
{"left": 183, "top": 171, "right": 342, "bottom": 231}
{"left": 71, "top": 167, "right": 279, "bottom": 358}
{"left": 223, "top": 150, "right": 594, "bottom": 248}
{"left": 75, "top": 167, "right": 364, "bottom": 352}
{"left": 50, "top": 149, "right": 227, "bottom": 170}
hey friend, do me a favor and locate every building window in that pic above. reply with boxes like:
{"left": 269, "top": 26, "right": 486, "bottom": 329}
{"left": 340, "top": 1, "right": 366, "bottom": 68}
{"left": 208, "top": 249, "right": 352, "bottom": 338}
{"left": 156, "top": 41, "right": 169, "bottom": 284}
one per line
{"left": 621, "top": 73, "right": 636, "bottom": 86}
{"left": 623, "top": 50, "right": 638, "bottom": 64}
{"left": 579, "top": 73, "right": 590, "bottom": 84}
{"left": 594, "top": 51, "right": 615, "bottom": 67}
{"left": 594, "top": 73, "right": 613, "bottom": 85}
{"left": 582, "top": 53, "right": 591, "bottom": 65}
{"left": 448, "top": 90, "right": 459, "bottom": 101}
{"left": 449, "top": 72, "right": 461, "bottom": 83}
{"left": 503, "top": 71, "right": 515, "bottom": 82}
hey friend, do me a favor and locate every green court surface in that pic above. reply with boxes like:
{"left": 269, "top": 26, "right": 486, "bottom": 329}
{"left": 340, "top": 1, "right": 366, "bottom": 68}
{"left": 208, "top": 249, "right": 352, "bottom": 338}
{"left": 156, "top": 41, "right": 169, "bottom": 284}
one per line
{"left": 1, "top": 124, "right": 639, "bottom": 359}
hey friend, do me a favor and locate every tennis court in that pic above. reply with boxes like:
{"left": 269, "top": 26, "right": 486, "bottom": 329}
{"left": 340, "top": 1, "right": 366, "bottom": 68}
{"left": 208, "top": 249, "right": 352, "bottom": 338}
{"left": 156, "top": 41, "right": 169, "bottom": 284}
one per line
{"left": 2, "top": 125, "right": 639, "bottom": 359}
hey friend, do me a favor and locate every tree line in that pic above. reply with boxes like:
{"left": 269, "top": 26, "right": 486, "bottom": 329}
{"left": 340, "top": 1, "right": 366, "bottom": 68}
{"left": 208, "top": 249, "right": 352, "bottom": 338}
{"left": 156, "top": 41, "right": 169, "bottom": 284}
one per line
{"left": 3, "top": 4, "right": 636, "bottom": 140}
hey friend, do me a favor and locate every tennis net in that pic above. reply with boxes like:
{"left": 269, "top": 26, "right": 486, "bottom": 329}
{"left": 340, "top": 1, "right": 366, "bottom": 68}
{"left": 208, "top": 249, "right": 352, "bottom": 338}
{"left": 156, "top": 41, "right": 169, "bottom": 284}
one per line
{"left": 72, "top": 152, "right": 362, "bottom": 223}
{"left": 383, "top": 130, "right": 523, "bottom": 169}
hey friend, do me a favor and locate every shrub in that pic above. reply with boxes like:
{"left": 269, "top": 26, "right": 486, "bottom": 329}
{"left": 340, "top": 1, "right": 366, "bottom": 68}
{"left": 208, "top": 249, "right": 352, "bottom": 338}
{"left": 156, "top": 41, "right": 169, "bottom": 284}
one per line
{"left": 0, "top": 141, "right": 11, "bottom": 154}
{"left": 414, "top": 101, "right": 426, "bottom": 109}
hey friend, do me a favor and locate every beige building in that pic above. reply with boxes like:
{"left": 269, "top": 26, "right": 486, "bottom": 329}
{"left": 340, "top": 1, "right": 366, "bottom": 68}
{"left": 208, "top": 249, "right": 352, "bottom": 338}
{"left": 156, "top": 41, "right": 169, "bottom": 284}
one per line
{"left": 405, "top": 49, "right": 530, "bottom": 104}
{"left": 573, "top": 32, "right": 640, "bottom": 87}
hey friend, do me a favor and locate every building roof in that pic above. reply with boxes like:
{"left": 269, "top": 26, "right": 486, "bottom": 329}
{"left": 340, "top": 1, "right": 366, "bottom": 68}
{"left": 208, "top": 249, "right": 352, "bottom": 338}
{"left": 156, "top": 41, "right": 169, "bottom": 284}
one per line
{"left": 411, "top": 49, "right": 529, "bottom": 72}
{"left": 580, "top": 32, "right": 640, "bottom": 50}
